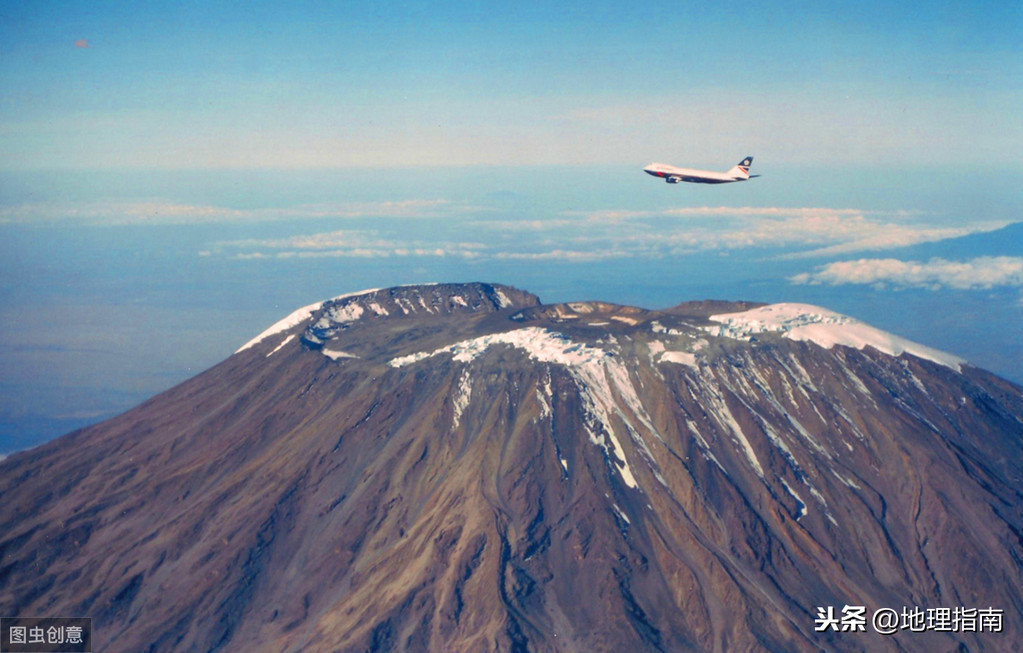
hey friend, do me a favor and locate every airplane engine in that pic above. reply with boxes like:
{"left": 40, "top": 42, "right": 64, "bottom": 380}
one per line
{"left": 666, "top": 176, "right": 682, "bottom": 184}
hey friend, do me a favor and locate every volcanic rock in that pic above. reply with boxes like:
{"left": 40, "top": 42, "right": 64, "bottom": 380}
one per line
{"left": 1, "top": 282, "right": 1021, "bottom": 652}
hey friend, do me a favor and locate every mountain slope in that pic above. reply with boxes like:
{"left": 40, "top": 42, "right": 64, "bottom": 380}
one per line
{"left": 1, "top": 282, "right": 1021, "bottom": 652}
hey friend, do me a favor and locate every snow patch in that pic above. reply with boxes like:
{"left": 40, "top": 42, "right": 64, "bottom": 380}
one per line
{"left": 904, "top": 366, "right": 930, "bottom": 395}
{"left": 660, "top": 351, "right": 698, "bottom": 368}
{"left": 494, "top": 288, "right": 513, "bottom": 308}
{"left": 388, "top": 327, "right": 611, "bottom": 368}
{"left": 322, "top": 348, "right": 359, "bottom": 360}
{"left": 327, "top": 301, "right": 365, "bottom": 323}
{"left": 702, "top": 387, "right": 765, "bottom": 478}
{"left": 741, "top": 364, "right": 828, "bottom": 456}
{"left": 266, "top": 334, "right": 296, "bottom": 357}
{"left": 606, "top": 430, "right": 638, "bottom": 488}
{"left": 389, "top": 327, "right": 662, "bottom": 490}
{"left": 236, "top": 286, "right": 382, "bottom": 353}
{"left": 809, "top": 485, "right": 830, "bottom": 510}
{"left": 648, "top": 340, "right": 698, "bottom": 368}
{"left": 536, "top": 371, "right": 553, "bottom": 420}
{"left": 237, "top": 301, "right": 323, "bottom": 353}
{"left": 650, "top": 321, "right": 683, "bottom": 336}
{"left": 833, "top": 470, "right": 862, "bottom": 489}
{"left": 612, "top": 503, "right": 631, "bottom": 525}
{"left": 841, "top": 363, "right": 874, "bottom": 399}
{"left": 779, "top": 478, "right": 808, "bottom": 520}
{"left": 367, "top": 301, "right": 389, "bottom": 316}
{"left": 706, "top": 303, "right": 964, "bottom": 371}
{"left": 452, "top": 368, "right": 472, "bottom": 428}
{"left": 687, "top": 421, "right": 725, "bottom": 470}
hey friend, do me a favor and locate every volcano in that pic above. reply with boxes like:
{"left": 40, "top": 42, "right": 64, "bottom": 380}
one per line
{"left": 1, "top": 282, "right": 1021, "bottom": 652}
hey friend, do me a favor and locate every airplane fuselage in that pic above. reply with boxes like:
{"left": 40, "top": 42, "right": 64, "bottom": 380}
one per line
{"left": 643, "top": 157, "right": 757, "bottom": 184}
{"left": 644, "top": 163, "right": 743, "bottom": 184}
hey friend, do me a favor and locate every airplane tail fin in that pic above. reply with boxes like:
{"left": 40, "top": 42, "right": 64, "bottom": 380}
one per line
{"left": 726, "top": 156, "right": 754, "bottom": 179}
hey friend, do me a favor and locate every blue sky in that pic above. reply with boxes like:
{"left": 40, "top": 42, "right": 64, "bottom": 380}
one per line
{"left": 1, "top": 2, "right": 1021, "bottom": 453}
{"left": 3, "top": 2, "right": 1020, "bottom": 168}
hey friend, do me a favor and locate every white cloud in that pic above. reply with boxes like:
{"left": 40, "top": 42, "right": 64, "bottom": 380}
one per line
{"left": 483, "top": 206, "right": 1010, "bottom": 259}
{"left": 791, "top": 256, "right": 1023, "bottom": 290}
{"left": 218, "top": 229, "right": 488, "bottom": 260}
{"left": 783, "top": 224, "right": 1004, "bottom": 259}
{"left": 492, "top": 249, "right": 631, "bottom": 262}
{"left": 213, "top": 207, "right": 1016, "bottom": 265}
{"left": 8, "top": 195, "right": 1006, "bottom": 265}
{"left": 562, "top": 206, "right": 871, "bottom": 221}
{"left": 477, "top": 206, "right": 872, "bottom": 231}
{"left": 0, "top": 199, "right": 486, "bottom": 225}
{"left": 0, "top": 201, "right": 248, "bottom": 225}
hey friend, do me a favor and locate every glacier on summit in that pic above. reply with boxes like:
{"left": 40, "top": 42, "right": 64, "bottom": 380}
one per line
{"left": 705, "top": 302, "right": 965, "bottom": 370}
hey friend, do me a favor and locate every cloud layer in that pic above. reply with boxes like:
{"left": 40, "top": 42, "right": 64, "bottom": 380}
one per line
{"left": 791, "top": 256, "right": 1023, "bottom": 290}
{"left": 0, "top": 199, "right": 486, "bottom": 226}
{"left": 199, "top": 204, "right": 1013, "bottom": 263}
{"left": 6, "top": 198, "right": 1012, "bottom": 271}
{"left": 212, "top": 229, "right": 488, "bottom": 260}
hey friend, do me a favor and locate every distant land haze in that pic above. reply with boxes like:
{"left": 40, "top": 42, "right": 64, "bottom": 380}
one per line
{"left": 1, "top": 283, "right": 1020, "bottom": 651}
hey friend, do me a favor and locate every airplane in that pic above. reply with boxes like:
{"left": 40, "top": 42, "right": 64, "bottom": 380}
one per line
{"left": 643, "top": 156, "right": 760, "bottom": 184}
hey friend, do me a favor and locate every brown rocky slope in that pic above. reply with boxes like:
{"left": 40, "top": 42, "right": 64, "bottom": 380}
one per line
{"left": 1, "top": 282, "right": 1021, "bottom": 651}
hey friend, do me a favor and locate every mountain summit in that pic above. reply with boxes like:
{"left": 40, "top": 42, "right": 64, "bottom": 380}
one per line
{"left": 2, "top": 282, "right": 1021, "bottom": 652}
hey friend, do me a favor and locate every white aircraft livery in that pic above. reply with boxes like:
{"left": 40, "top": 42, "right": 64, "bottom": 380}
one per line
{"left": 644, "top": 156, "right": 759, "bottom": 184}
